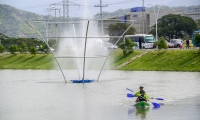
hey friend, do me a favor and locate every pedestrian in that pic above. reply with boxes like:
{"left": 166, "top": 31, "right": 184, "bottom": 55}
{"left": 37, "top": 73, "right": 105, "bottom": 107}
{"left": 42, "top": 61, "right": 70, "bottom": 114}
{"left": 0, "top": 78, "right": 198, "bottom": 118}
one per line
{"left": 186, "top": 39, "right": 190, "bottom": 49}
{"left": 139, "top": 38, "right": 142, "bottom": 49}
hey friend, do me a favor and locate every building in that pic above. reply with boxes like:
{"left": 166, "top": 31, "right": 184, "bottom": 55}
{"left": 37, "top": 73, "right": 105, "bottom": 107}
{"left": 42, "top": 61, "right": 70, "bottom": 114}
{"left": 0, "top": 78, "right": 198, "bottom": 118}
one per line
{"left": 184, "top": 13, "right": 200, "bottom": 22}
{"left": 100, "top": 7, "right": 200, "bottom": 35}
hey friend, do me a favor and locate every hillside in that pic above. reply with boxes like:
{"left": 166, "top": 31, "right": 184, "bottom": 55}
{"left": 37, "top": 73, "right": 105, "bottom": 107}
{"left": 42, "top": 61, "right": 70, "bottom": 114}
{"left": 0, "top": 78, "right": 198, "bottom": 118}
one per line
{"left": 0, "top": 4, "right": 50, "bottom": 38}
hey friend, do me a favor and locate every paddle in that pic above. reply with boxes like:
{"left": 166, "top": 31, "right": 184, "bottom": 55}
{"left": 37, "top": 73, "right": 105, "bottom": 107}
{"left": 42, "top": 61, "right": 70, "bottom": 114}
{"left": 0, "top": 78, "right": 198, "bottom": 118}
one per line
{"left": 126, "top": 88, "right": 134, "bottom": 93}
{"left": 126, "top": 88, "right": 164, "bottom": 100}
{"left": 127, "top": 93, "right": 134, "bottom": 97}
{"left": 127, "top": 93, "right": 164, "bottom": 100}
{"left": 151, "top": 102, "right": 160, "bottom": 108}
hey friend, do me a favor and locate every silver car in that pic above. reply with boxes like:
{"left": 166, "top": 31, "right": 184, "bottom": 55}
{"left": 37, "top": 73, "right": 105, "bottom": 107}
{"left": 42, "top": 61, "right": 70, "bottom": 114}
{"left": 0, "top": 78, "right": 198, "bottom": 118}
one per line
{"left": 106, "top": 43, "right": 118, "bottom": 49}
{"left": 169, "top": 39, "right": 183, "bottom": 48}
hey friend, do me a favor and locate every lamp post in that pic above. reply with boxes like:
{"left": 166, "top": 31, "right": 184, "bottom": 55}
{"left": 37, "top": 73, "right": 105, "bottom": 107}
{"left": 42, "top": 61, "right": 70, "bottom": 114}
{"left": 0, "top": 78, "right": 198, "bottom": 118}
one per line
{"left": 148, "top": 4, "right": 163, "bottom": 43}
{"left": 0, "top": 34, "right": 1, "bottom": 45}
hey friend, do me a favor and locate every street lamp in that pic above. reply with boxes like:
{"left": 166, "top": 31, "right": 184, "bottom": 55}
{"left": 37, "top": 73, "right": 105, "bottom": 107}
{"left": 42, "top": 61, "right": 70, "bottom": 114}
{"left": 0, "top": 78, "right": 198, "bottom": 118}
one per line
{"left": 148, "top": 4, "right": 163, "bottom": 45}
{"left": 0, "top": 34, "right": 2, "bottom": 45}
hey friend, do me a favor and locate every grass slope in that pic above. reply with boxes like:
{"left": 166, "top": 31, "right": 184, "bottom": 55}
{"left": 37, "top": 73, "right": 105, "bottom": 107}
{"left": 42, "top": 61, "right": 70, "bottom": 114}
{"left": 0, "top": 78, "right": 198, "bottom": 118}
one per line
{"left": 109, "top": 49, "right": 142, "bottom": 69}
{"left": 0, "top": 50, "right": 199, "bottom": 71}
{"left": 120, "top": 50, "right": 200, "bottom": 71}
{"left": 0, "top": 54, "right": 54, "bottom": 69}
{"left": 0, "top": 49, "right": 143, "bottom": 70}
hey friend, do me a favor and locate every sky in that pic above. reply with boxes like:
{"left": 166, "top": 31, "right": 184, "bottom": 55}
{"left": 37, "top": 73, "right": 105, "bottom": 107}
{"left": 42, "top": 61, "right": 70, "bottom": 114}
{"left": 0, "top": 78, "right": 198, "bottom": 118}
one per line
{"left": 0, "top": 0, "right": 200, "bottom": 17}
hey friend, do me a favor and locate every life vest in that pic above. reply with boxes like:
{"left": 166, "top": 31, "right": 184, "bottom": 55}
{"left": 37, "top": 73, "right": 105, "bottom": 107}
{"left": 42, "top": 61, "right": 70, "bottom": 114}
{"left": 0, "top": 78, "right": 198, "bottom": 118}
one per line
{"left": 134, "top": 91, "right": 150, "bottom": 100}
{"left": 138, "top": 95, "right": 146, "bottom": 101}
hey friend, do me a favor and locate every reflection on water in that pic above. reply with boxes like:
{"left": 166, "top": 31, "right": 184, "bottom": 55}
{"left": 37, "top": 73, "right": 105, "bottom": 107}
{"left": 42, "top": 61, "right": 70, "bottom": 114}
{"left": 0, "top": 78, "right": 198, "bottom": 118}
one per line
{"left": 135, "top": 107, "right": 150, "bottom": 119}
{"left": 128, "top": 106, "right": 150, "bottom": 120}
{"left": 0, "top": 70, "right": 200, "bottom": 120}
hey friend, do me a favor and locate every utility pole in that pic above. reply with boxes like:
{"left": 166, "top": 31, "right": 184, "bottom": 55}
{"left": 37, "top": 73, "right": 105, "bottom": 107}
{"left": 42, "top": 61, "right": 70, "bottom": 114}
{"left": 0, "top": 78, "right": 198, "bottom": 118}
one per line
{"left": 60, "top": 0, "right": 80, "bottom": 21}
{"left": 62, "top": 0, "right": 69, "bottom": 20}
{"left": 45, "top": 8, "right": 51, "bottom": 44}
{"left": 51, "top": 0, "right": 80, "bottom": 39}
{"left": 50, "top": 7, "right": 60, "bottom": 40}
{"left": 63, "top": 0, "right": 65, "bottom": 19}
{"left": 66, "top": 0, "right": 69, "bottom": 20}
{"left": 142, "top": 0, "right": 144, "bottom": 34}
{"left": 95, "top": 0, "right": 108, "bottom": 36}
{"left": 50, "top": 7, "right": 60, "bottom": 20}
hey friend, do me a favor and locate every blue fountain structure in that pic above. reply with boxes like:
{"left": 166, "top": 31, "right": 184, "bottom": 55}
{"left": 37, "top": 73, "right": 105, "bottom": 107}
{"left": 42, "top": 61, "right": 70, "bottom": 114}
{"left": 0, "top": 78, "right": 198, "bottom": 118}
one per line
{"left": 71, "top": 79, "right": 95, "bottom": 83}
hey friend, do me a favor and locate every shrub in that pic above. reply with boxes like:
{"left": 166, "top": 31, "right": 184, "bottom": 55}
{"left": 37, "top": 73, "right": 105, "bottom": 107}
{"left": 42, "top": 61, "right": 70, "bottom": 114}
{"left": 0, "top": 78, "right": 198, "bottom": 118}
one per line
{"left": 43, "top": 45, "right": 50, "bottom": 54}
{"left": 119, "top": 38, "right": 135, "bottom": 56}
{"left": 195, "top": 34, "right": 200, "bottom": 51}
{"left": 8, "top": 45, "right": 19, "bottom": 54}
{"left": 0, "top": 44, "right": 5, "bottom": 53}
{"left": 157, "top": 37, "right": 168, "bottom": 50}
{"left": 29, "top": 46, "right": 38, "bottom": 55}
{"left": 19, "top": 42, "right": 28, "bottom": 54}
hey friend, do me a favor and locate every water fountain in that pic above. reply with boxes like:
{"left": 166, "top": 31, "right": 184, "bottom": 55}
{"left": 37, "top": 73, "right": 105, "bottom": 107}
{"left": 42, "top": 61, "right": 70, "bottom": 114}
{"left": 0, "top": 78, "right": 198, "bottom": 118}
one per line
{"left": 26, "top": 1, "right": 135, "bottom": 83}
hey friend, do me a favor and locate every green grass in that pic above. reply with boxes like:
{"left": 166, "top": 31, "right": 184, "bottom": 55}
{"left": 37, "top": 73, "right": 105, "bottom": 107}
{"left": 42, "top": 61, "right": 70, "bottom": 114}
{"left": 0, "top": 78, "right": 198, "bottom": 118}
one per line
{"left": 0, "top": 54, "right": 55, "bottom": 69}
{"left": 0, "top": 50, "right": 200, "bottom": 72}
{"left": 120, "top": 50, "right": 200, "bottom": 72}
{"left": 109, "top": 49, "right": 142, "bottom": 69}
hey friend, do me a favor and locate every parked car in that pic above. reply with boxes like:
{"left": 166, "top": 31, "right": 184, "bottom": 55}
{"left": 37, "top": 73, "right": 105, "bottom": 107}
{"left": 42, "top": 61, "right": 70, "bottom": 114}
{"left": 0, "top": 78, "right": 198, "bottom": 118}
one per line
{"left": 169, "top": 39, "right": 183, "bottom": 48}
{"left": 166, "top": 41, "right": 174, "bottom": 48}
{"left": 106, "top": 43, "right": 118, "bottom": 49}
{"left": 50, "top": 47, "right": 55, "bottom": 52}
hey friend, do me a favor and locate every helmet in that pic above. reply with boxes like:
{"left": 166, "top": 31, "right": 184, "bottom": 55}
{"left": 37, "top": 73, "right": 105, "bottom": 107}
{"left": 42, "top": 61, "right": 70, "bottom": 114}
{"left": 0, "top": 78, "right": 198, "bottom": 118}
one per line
{"left": 139, "top": 86, "right": 144, "bottom": 88}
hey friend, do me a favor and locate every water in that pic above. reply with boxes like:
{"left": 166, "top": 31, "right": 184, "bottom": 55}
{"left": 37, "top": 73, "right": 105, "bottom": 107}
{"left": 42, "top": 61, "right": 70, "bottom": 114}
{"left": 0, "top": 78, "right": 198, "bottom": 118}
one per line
{"left": 0, "top": 70, "right": 200, "bottom": 120}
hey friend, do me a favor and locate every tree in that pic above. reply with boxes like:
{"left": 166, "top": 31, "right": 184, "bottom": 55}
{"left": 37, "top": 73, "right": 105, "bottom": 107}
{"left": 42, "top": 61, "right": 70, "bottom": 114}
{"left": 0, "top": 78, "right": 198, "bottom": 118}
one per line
{"left": 156, "top": 37, "right": 168, "bottom": 50}
{"left": 8, "top": 45, "right": 19, "bottom": 54}
{"left": 0, "top": 44, "right": 5, "bottom": 53}
{"left": 19, "top": 42, "right": 28, "bottom": 54}
{"left": 119, "top": 38, "right": 135, "bottom": 56}
{"left": 197, "top": 19, "right": 200, "bottom": 30}
{"left": 108, "top": 23, "right": 136, "bottom": 43}
{"left": 43, "top": 44, "right": 50, "bottom": 54}
{"left": 29, "top": 46, "right": 37, "bottom": 55}
{"left": 149, "top": 14, "right": 197, "bottom": 40}
{"left": 194, "top": 34, "right": 200, "bottom": 50}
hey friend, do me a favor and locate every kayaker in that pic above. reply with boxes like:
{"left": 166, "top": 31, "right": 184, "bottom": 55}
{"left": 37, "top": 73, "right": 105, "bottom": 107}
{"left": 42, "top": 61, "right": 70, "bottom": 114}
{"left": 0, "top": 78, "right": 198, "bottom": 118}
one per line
{"left": 136, "top": 91, "right": 147, "bottom": 102}
{"left": 134, "top": 86, "right": 150, "bottom": 102}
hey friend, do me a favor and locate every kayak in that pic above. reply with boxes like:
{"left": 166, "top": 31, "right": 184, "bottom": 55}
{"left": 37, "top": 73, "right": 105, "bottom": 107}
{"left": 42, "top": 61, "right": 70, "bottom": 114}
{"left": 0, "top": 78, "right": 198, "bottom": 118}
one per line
{"left": 134, "top": 101, "right": 150, "bottom": 107}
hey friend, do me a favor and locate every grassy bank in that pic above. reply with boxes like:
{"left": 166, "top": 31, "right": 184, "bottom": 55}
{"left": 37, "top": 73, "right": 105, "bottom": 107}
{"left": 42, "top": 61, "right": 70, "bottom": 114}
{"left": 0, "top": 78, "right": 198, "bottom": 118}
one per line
{"left": 0, "top": 50, "right": 143, "bottom": 70}
{"left": 0, "top": 54, "right": 55, "bottom": 69}
{"left": 120, "top": 50, "right": 200, "bottom": 71}
{"left": 109, "top": 49, "right": 143, "bottom": 69}
{"left": 0, "top": 49, "right": 200, "bottom": 71}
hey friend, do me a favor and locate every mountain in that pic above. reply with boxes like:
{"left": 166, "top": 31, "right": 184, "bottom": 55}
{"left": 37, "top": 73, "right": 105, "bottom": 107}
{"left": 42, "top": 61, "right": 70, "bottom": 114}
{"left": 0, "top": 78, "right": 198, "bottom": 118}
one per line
{"left": 0, "top": 4, "right": 55, "bottom": 38}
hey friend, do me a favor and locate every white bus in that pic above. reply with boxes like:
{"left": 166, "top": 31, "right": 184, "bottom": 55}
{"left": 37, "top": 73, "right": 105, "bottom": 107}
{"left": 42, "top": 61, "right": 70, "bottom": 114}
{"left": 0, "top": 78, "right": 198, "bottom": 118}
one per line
{"left": 123, "top": 34, "right": 156, "bottom": 49}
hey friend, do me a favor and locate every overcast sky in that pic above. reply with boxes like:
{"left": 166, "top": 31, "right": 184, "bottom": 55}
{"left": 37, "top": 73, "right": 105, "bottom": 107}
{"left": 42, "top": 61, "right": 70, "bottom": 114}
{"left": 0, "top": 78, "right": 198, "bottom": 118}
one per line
{"left": 0, "top": 0, "right": 200, "bottom": 17}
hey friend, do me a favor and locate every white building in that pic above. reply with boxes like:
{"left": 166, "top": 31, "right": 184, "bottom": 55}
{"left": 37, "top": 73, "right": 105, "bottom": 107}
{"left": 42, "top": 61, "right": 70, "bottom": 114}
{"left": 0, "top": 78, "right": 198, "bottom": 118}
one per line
{"left": 99, "top": 9, "right": 198, "bottom": 35}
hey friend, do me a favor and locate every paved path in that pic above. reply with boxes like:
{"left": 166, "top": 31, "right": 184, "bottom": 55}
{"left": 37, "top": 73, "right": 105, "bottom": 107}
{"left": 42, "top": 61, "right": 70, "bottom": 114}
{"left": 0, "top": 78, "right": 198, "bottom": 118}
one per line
{"left": 115, "top": 50, "right": 148, "bottom": 70}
